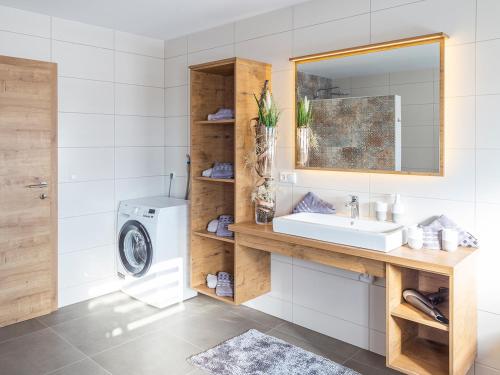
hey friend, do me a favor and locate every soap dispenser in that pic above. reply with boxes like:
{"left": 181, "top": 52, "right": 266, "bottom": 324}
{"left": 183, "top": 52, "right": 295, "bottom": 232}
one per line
{"left": 392, "top": 194, "right": 404, "bottom": 224}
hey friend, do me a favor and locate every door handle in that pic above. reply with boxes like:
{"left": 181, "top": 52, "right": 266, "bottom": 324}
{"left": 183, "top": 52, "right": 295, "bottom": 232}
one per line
{"left": 26, "top": 181, "right": 48, "bottom": 189}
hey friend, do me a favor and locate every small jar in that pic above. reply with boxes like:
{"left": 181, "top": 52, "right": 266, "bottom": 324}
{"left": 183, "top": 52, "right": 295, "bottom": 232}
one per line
{"left": 407, "top": 226, "right": 423, "bottom": 250}
{"left": 375, "top": 201, "right": 388, "bottom": 221}
{"left": 442, "top": 228, "right": 458, "bottom": 252}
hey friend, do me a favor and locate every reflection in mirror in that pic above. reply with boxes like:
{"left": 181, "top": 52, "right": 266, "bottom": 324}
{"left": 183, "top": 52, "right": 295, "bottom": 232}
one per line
{"left": 294, "top": 35, "right": 445, "bottom": 175}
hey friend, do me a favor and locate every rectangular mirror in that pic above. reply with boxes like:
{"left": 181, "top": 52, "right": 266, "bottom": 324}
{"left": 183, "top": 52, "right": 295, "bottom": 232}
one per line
{"left": 292, "top": 33, "right": 446, "bottom": 175}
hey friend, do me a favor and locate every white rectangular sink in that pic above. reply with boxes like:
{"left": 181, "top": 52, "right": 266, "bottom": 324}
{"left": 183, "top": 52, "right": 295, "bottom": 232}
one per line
{"left": 273, "top": 213, "right": 404, "bottom": 252}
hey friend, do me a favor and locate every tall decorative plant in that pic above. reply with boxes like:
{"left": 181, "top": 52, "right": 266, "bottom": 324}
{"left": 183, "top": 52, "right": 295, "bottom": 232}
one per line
{"left": 296, "top": 96, "right": 314, "bottom": 167}
{"left": 252, "top": 81, "right": 280, "bottom": 224}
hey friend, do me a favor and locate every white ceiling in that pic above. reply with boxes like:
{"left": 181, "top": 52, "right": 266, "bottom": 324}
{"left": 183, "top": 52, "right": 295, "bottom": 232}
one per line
{"left": 0, "top": 0, "right": 309, "bottom": 40}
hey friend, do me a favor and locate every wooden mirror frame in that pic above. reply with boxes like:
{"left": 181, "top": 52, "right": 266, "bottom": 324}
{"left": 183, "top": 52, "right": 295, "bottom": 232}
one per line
{"left": 290, "top": 33, "right": 447, "bottom": 176}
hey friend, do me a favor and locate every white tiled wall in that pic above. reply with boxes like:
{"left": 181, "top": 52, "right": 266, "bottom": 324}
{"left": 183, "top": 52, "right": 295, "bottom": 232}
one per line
{"left": 0, "top": 5, "right": 179, "bottom": 307}
{"left": 166, "top": 0, "right": 500, "bottom": 372}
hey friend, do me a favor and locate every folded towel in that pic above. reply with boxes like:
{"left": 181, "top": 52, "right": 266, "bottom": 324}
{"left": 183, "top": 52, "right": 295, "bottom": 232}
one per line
{"left": 215, "top": 272, "right": 234, "bottom": 297}
{"left": 211, "top": 162, "right": 234, "bottom": 179}
{"left": 419, "top": 215, "right": 479, "bottom": 250}
{"left": 216, "top": 215, "right": 234, "bottom": 238}
{"left": 206, "top": 274, "right": 217, "bottom": 289}
{"left": 293, "top": 192, "right": 336, "bottom": 214}
{"left": 207, "top": 219, "right": 219, "bottom": 233}
{"left": 202, "top": 168, "right": 213, "bottom": 177}
{"left": 208, "top": 108, "right": 234, "bottom": 121}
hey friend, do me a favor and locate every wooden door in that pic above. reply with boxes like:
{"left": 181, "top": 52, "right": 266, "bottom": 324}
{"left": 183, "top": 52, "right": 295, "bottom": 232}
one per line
{"left": 0, "top": 55, "right": 58, "bottom": 327}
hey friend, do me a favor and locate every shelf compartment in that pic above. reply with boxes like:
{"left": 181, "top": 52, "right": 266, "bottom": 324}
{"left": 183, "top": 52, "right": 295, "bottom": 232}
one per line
{"left": 390, "top": 336, "right": 449, "bottom": 375}
{"left": 194, "top": 176, "right": 235, "bottom": 184}
{"left": 192, "top": 283, "right": 235, "bottom": 304}
{"left": 193, "top": 230, "right": 235, "bottom": 244}
{"left": 195, "top": 119, "right": 234, "bottom": 125}
{"left": 391, "top": 301, "right": 449, "bottom": 331}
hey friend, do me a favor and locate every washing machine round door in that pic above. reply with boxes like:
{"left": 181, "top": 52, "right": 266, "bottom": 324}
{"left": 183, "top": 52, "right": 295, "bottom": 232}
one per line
{"left": 118, "top": 220, "right": 153, "bottom": 277}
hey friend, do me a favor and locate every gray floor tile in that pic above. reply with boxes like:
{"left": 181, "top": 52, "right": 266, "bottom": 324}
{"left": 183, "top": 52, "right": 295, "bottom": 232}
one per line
{"left": 165, "top": 305, "right": 268, "bottom": 349}
{"left": 272, "top": 322, "right": 360, "bottom": 362}
{"left": 225, "top": 305, "right": 285, "bottom": 331}
{"left": 50, "top": 300, "right": 189, "bottom": 356}
{"left": 38, "top": 292, "right": 136, "bottom": 327}
{"left": 0, "top": 328, "right": 85, "bottom": 375}
{"left": 47, "top": 359, "right": 111, "bottom": 375}
{"left": 350, "top": 348, "right": 394, "bottom": 370}
{"left": 344, "top": 359, "right": 403, "bottom": 375}
{"left": 266, "top": 328, "right": 356, "bottom": 365}
{"left": 92, "top": 330, "right": 200, "bottom": 375}
{"left": 0, "top": 318, "right": 46, "bottom": 344}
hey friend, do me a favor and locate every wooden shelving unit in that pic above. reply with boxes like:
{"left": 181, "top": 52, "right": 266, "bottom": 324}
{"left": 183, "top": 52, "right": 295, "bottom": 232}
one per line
{"left": 189, "top": 57, "right": 272, "bottom": 305}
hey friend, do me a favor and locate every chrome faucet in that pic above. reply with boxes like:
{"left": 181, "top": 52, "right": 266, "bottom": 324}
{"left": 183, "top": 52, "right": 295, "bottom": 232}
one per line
{"left": 345, "top": 195, "right": 360, "bottom": 220}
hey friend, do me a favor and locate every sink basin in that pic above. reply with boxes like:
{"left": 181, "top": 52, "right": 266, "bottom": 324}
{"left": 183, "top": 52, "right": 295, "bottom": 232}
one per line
{"left": 272, "top": 213, "right": 405, "bottom": 252}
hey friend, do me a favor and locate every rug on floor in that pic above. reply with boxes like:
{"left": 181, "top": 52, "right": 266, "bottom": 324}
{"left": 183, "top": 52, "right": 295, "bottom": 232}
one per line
{"left": 188, "top": 329, "right": 361, "bottom": 375}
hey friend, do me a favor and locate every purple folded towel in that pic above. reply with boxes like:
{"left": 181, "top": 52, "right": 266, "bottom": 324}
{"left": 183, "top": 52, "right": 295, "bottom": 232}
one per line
{"left": 211, "top": 162, "right": 234, "bottom": 179}
{"left": 293, "top": 192, "right": 336, "bottom": 214}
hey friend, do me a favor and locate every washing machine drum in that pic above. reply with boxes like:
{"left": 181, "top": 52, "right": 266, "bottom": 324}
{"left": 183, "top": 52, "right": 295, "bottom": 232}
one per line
{"left": 119, "top": 220, "right": 153, "bottom": 277}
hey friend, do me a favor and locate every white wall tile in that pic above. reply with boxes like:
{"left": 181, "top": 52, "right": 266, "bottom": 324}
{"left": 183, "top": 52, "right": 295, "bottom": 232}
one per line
{"left": 402, "top": 126, "right": 434, "bottom": 148}
{"left": 477, "top": 95, "right": 500, "bottom": 149}
{"left": 293, "top": 0, "right": 370, "bottom": 28}
{"left": 235, "top": 7, "right": 292, "bottom": 42}
{"left": 370, "top": 285, "right": 386, "bottom": 333}
{"left": 477, "top": 310, "right": 500, "bottom": 370}
{"left": 115, "top": 176, "right": 165, "bottom": 204}
{"left": 165, "top": 36, "right": 187, "bottom": 58}
{"left": 293, "top": 265, "right": 370, "bottom": 325}
{"left": 371, "top": 0, "right": 424, "bottom": 11}
{"left": 166, "top": 175, "right": 187, "bottom": 199}
{"left": 187, "top": 44, "right": 234, "bottom": 66}
{"left": 369, "top": 329, "right": 386, "bottom": 356}
{"left": 188, "top": 23, "right": 234, "bottom": 52}
{"left": 53, "top": 41, "right": 114, "bottom": 81}
{"left": 371, "top": 0, "right": 476, "bottom": 46}
{"left": 52, "top": 17, "right": 113, "bottom": 49}
{"left": 477, "top": 0, "right": 500, "bottom": 42}
{"left": 115, "top": 147, "right": 164, "bottom": 178}
{"left": 115, "top": 31, "right": 164, "bottom": 58}
{"left": 165, "top": 55, "right": 188, "bottom": 87}
{"left": 0, "top": 5, "right": 50, "bottom": 37}
{"left": 115, "top": 84, "right": 164, "bottom": 116}
{"left": 165, "top": 85, "right": 188, "bottom": 117}
{"left": 59, "top": 180, "right": 114, "bottom": 218}
{"left": 58, "top": 113, "right": 114, "bottom": 148}
{"left": 293, "top": 169, "right": 370, "bottom": 193}
{"left": 115, "top": 52, "right": 164, "bottom": 87}
{"left": 276, "top": 108, "right": 293, "bottom": 148}
{"left": 115, "top": 116, "right": 164, "bottom": 147}
{"left": 59, "top": 245, "right": 115, "bottom": 288}
{"left": 0, "top": 31, "right": 50, "bottom": 61}
{"left": 477, "top": 150, "right": 500, "bottom": 204}
{"left": 165, "top": 117, "right": 188, "bottom": 147}
{"left": 390, "top": 82, "right": 434, "bottom": 105}
{"left": 293, "top": 14, "right": 370, "bottom": 56}
{"left": 164, "top": 146, "right": 189, "bottom": 177}
{"left": 477, "top": 40, "right": 500, "bottom": 96}
{"left": 59, "top": 78, "right": 114, "bottom": 114}
{"left": 476, "top": 364, "right": 500, "bottom": 375}
{"left": 276, "top": 183, "right": 293, "bottom": 217}
{"left": 445, "top": 96, "right": 475, "bottom": 149}
{"left": 58, "top": 276, "right": 120, "bottom": 308}
{"left": 292, "top": 258, "right": 361, "bottom": 281}
{"left": 244, "top": 295, "right": 293, "bottom": 321}
{"left": 59, "top": 148, "right": 114, "bottom": 182}
{"left": 235, "top": 31, "right": 292, "bottom": 72}
{"left": 269, "top": 259, "right": 293, "bottom": 301}
{"left": 59, "top": 212, "right": 115, "bottom": 254}
{"left": 293, "top": 304, "right": 369, "bottom": 349}
{"left": 272, "top": 69, "right": 294, "bottom": 109}
{"left": 445, "top": 43, "right": 476, "bottom": 97}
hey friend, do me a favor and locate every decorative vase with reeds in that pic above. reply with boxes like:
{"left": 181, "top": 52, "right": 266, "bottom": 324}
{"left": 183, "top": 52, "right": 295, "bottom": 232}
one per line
{"left": 252, "top": 83, "right": 280, "bottom": 225}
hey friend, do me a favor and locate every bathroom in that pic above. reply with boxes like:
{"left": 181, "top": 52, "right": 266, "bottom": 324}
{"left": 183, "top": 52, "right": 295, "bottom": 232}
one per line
{"left": 0, "top": 0, "right": 498, "bottom": 374}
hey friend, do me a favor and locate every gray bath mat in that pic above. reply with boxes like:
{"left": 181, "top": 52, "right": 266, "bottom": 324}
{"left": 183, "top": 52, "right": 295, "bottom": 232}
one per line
{"left": 188, "top": 329, "right": 360, "bottom": 375}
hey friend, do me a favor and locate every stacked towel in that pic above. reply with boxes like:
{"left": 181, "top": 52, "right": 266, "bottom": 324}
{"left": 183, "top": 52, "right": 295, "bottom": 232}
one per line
{"left": 419, "top": 215, "right": 479, "bottom": 250}
{"left": 211, "top": 162, "right": 234, "bottom": 179}
{"left": 208, "top": 108, "right": 234, "bottom": 121}
{"left": 215, "top": 272, "right": 234, "bottom": 297}
{"left": 293, "top": 192, "right": 336, "bottom": 214}
{"left": 216, "top": 215, "right": 234, "bottom": 238}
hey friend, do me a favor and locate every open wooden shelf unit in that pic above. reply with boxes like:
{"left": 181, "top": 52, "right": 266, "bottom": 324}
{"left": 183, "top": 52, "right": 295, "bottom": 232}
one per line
{"left": 189, "top": 57, "right": 272, "bottom": 305}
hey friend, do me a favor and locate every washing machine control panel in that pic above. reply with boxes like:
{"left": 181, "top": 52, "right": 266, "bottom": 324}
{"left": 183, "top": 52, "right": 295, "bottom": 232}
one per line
{"left": 142, "top": 208, "right": 156, "bottom": 219}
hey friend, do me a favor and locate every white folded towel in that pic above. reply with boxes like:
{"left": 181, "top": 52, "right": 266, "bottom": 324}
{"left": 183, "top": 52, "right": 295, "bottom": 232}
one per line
{"left": 206, "top": 274, "right": 217, "bottom": 289}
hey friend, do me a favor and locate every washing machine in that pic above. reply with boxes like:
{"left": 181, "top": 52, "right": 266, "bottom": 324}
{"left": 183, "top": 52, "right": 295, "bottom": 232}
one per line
{"left": 116, "top": 196, "right": 197, "bottom": 308}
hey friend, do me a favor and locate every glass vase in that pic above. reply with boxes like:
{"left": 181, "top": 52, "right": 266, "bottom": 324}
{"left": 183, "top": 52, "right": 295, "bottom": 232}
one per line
{"left": 296, "top": 126, "right": 310, "bottom": 167}
{"left": 254, "top": 178, "right": 276, "bottom": 225}
{"left": 255, "top": 124, "right": 277, "bottom": 179}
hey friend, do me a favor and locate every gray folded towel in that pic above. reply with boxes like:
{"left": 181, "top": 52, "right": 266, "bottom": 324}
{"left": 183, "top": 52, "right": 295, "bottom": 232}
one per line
{"left": 211, "top": 162, "right": 234, "bottom": 179}
{"left": 293, "top": 192, "right": 336, "bottom": 214}
{"left": 216, "top": 215, "right": 234, "bottom": 238}
{"left": 208, "top": 108, "right": 234, "bottom": 121}
{"left": 419, "top": 215, "right": 479, "bottom": 250}
{"left": 215, "top": 272, "right": 233, "bottom": 297}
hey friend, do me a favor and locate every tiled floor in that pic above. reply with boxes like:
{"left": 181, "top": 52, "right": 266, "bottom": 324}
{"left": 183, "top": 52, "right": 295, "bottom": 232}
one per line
{"left": 0, "top": 292, "right": 401, "bottom": 375}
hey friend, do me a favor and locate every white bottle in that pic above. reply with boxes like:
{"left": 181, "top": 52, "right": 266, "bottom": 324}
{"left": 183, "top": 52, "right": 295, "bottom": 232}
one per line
{"left": 392, "top": 194, "right": 404, "bottom": 224}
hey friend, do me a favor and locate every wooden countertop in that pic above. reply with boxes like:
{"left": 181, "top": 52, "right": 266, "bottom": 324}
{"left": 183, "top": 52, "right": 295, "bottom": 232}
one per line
{"left": 229, "top": 222, "right": 477, "bottom": 275}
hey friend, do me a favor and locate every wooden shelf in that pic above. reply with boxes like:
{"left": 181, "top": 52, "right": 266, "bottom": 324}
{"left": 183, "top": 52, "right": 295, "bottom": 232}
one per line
{"left": 391, "top": 302, "right": 449, "bottom": 331}
{"left": 194, "top": 176, "right": 235, "bottom": 184}
{"left": 195, "top": 119, "right": 234, "bottom": 125}
{"left": 193, "top": 284, "right": 235, "bottom": 304}
{"left": 193, "top": 230, "right": 235, "bottom": 244}
{"left": 389, "top": 337, "right": 449, "bottom": 375}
